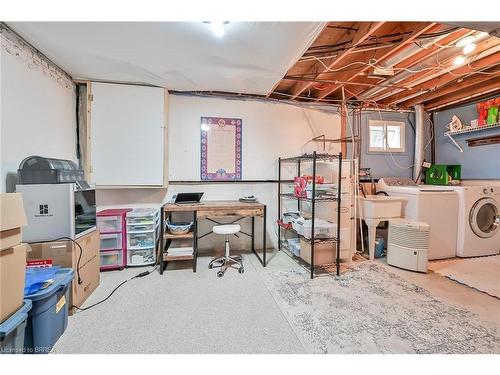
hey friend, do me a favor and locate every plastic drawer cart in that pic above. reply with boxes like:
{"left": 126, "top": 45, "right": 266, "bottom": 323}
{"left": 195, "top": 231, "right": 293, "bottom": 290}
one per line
{"left": 24, "top": 268, "right": 74, "bottom": 354}
{"left": 126, "top": 208, "right": 160, "bottom": 266}
{"left": 97, "top": 208, "right": 132, "bottom": 271}
{"left": 0, "top": 300, "right": 32, "bottom": 354}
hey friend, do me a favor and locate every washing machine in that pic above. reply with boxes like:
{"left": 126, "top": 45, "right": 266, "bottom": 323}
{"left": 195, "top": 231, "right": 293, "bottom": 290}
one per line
{"left": 377, "top": 178, "right": 459, "bottom": 260}
{"left": 455, "top": 186, "right": 500, "bottom": 257}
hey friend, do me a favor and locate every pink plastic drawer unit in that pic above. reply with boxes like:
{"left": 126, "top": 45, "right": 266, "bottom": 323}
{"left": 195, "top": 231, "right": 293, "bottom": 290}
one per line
{"left": 100, "top": 250, "right": 124, "bottom": 270}
{"left": 97, "top": 208, "right": 132, "bottom": 271}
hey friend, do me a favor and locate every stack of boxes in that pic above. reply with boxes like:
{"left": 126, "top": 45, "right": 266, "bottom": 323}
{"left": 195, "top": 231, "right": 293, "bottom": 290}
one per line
{"left": 0, "top": 193, "right": 28, "bottom": 324}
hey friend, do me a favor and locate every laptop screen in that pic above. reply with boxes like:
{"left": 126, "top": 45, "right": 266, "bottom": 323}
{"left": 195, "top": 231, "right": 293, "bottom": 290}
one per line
{"left": 175, "top": 192, "right": 204, "bottom": 204}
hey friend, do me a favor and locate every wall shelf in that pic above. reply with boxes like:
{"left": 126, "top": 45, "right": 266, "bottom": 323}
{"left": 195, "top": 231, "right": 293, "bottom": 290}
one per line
{"left": 444, "top": 122, "right": 500, "bottom": 136}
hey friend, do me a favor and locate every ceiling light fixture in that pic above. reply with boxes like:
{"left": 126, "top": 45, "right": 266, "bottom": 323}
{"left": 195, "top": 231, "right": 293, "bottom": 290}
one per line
{"left": 456, "top": 36, "right": 475, "bottom": 48}
{"left": 463, "top": 42, "right": 476, "bottom": 54}
{"left": 208, "top": 21, "right": 228, "bottom": 38}
{"left": 453, "top": 55, "right": 466, "bottom": 66}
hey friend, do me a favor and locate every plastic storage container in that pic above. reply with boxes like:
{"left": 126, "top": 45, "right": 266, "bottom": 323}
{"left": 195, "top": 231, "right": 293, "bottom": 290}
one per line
{"left": 96, "top": 216, "right": 122, "bottom": 233}
{"left": 24, "top": 268, "right": 74, "bottom": 354}
{"left": 0, "top": 300, "right": 32, "bottom": 354}
{"left": 292, "top": 218, "right": 336, "bottom": 239}
{"left": 100, "top": 233, "right": 122, "bottom": 251}
{"left": 127, "top": 223, "right": 155, "bottom": 233}
{"left": 127, "top": 232, "right": 155, "bottom": 249}
{"left": 286, "top": 238, "right": 301, "bottom": 256}
{"left": 100, "top": 250, "right": 124, "bottom": 269}
{"left": 128, "top": 248, "right": 155, "bottom": 266}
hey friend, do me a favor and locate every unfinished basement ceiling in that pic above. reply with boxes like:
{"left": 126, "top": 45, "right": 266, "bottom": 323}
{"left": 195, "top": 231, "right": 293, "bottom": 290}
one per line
{"left": 8, "top": 22, "right": 325, "bottom": 95}
{"left": 269, "top": 22, "right": 500, "bottom": 110}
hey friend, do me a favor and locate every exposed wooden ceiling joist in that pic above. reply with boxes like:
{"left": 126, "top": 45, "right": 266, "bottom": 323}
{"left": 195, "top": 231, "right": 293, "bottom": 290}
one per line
{"left": 313, "top": 22, "right": 438, "bottom": 101}
{"left": 288, "top": 22, "right": 386, "bottom": 99}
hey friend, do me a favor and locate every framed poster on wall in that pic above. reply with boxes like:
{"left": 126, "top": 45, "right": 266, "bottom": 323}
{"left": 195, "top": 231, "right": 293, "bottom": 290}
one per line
{"left": 200, "top": 117, "right": 242, "bottom": 180}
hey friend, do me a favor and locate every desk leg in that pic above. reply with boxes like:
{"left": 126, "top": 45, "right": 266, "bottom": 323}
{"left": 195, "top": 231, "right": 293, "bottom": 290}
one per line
{"left": 263, "top": 205, "right": 267, "bottom": 267}
{"left": 251, "top": 216, "right": 255, "bottom": 252}
{"left": 159, "top": 207, "right": 165, "bottom": 275}
{"left": 193, "top": 211, "right": 198, "bottom": 273}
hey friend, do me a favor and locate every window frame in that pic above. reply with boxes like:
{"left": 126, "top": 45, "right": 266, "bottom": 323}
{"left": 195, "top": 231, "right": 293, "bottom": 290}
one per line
{"left": 368, "top": 120, "right": 406, "bottom": 153}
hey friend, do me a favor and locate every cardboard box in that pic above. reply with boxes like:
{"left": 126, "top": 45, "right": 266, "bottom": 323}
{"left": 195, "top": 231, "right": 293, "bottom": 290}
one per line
{"left": 0, "top": 193, "right": 27, "bottom": 251}
{"left": 300, "top": 239, "right": 335, "bottom": 265}
{"left": 0, "top": 244, "right": 27, "bottom": 323}
{"left": 27, "top": 230, "right": 100, "bottom": 315}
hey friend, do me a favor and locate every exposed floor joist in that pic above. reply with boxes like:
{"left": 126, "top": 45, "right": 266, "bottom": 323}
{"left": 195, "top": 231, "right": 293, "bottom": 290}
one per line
{"left": 269, "top": 22, "right": 500, "bottom": 110}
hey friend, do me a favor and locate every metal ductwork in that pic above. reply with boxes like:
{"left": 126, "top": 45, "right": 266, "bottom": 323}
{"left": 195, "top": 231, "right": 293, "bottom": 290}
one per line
{"left": 413, "top": 104, "right": 426, "bottom": 182}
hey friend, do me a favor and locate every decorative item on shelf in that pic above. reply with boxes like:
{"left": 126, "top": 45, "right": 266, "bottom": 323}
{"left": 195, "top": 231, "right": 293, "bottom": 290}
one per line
{"left": 470, "top": 119, "right": 479, "bottom": 128}
{"left": 166, "top": 221, "right": 193, "bottom": 235}
{"left": 239, "top": 195, "right": 258, "bottom": 203}
{"left": 293, "top": 175, "right": 324, "bottom": 198}
{"left": 447, "top": 115, "right": 463, "bottom": 132}
{"left": 476, "top": 98, "right": 500, "bottom": 126}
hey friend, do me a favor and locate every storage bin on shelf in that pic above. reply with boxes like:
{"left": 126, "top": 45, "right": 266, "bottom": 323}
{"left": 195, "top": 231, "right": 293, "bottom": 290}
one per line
{"left": 24, "top": 268, "right": 74, "bottom": 354}
{"left": 0, "top": 300, "right": 31, "bottom": 354}
{"left": 286, "top": 238, "right": 301, "bottom": 256}
{"left": 292, "top": 218, "right": 336, "bottom": 239}
{"left": 299, "top": 239, "right": 336, "bottom": 265}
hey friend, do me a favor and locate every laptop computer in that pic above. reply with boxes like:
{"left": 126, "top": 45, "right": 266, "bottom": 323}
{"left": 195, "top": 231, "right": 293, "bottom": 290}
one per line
{"left": 174, "top": 192, "right": 204, "bottom": 204}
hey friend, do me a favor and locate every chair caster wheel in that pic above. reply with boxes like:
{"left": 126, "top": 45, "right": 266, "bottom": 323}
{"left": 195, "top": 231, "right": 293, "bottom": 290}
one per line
{"left": 217, "top": 271, "right": 224, "bottom": 277}
{"left": 238, "top": 267, "right": 245, "bottom": 274}
{"left": 209, "top": 264, "right": 213, "bottom": 269}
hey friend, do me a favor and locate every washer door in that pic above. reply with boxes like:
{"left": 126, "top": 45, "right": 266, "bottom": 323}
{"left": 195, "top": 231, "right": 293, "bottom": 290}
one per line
{"left": 469, "top": 197, "right": 500, "bottom": 238}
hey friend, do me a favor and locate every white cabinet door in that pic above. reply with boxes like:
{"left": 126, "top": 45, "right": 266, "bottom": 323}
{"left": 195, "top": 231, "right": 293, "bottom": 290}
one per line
{"left": 90, "top": 82, "right": 165, "bottom": 186}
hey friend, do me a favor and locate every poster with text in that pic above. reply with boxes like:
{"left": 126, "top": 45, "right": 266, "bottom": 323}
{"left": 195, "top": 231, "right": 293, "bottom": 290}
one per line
{"left": 200, "top": 117, "right": 242, "bottom": 180}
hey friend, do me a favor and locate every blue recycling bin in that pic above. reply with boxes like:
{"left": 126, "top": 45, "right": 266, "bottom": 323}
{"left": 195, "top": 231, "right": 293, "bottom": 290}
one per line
{"left": 24, "top": 268, "right": 74, "bottom": 354}
{"left": 0, "top": 300, "right": 32, "bottom": 354}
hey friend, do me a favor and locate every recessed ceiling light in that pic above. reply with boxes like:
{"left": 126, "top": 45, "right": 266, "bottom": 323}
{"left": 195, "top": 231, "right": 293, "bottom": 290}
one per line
{"left": 463, "top": 43, "right": 476, "bottom": 54}
{"left": 453, "top": 55, "right": 466, "bottom": 66}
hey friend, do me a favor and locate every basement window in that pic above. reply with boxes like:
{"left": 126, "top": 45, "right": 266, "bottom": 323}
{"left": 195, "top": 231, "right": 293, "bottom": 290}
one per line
{"left": 368, "top": 120, "right": 405, "bottom": 153}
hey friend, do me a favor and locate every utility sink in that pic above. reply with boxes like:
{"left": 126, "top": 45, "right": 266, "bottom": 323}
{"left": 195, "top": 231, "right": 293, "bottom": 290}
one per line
{"left": 357, "top": 195, "right": 407, "bottom": 260}
{"left": 357, "top": 195, "right": 406, "bottom": 219}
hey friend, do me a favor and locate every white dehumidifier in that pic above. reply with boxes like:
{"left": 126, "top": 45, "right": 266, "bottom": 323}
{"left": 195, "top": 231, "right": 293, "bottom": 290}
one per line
{"left": 387, "top": 219, "right": 430, "bottom": 273}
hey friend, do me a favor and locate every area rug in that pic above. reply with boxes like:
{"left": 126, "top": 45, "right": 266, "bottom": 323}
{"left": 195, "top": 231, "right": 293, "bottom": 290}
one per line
{"left": 429, "top": 255, "right": 500, "bottom": 299}
{"left": 258, "top": 261, "right": 500, "bottom": 354}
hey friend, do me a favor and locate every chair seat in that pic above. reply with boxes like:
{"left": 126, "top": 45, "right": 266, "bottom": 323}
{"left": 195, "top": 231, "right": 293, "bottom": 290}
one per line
{"left": 213, "top": 224, "right": 241, "bottom": 235}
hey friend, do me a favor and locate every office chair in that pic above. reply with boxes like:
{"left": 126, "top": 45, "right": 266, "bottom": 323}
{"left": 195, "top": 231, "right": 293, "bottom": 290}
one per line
{"left": 209, "top": 224, "right": 244, "bottom": 277}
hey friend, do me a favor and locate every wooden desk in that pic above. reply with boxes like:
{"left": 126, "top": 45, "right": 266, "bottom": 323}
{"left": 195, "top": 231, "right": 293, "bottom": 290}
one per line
{"left": 159, "top": 200, "right": 267, "bottom": 274}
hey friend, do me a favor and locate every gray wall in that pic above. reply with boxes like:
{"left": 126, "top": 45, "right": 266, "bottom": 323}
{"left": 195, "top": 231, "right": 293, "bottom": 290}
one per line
{"left": 348, "top": 110, "right": 416, "bottom": 179}
{"left": 433, "top": 101, "right": 500, "bottom": 179}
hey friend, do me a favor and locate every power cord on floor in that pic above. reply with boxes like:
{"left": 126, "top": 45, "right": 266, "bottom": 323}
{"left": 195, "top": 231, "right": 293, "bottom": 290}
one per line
{"left": 71, "top": 265, "right": 159, "bottom": 312}
{"left": 28, "top": 237, "right": 84, "bottom": 285}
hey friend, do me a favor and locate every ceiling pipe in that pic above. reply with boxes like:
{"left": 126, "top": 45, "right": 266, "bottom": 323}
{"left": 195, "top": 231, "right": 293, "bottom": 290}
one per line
{"left": 413, "top": 104, "right": 426, "bottom": 182}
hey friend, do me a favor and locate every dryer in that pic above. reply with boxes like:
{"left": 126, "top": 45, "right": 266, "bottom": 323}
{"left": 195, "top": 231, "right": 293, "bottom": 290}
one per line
{"left": 377, "top": 178, "right": 459, "bottom": 260}
{"left": 455, "top": 186, "right": 500, "bottom": 257}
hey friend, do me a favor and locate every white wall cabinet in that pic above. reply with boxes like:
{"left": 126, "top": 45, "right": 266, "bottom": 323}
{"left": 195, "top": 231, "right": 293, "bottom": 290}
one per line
{"left": 89, "top": 82, "right": 167, "bottom": 187}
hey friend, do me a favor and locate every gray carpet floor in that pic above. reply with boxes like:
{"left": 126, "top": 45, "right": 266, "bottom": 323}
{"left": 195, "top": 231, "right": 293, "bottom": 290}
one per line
{"left": 53, "top": 250, "right": 500, "bottom": 354}
{"left": 53, "top": 251, "right": 305, "bottom": 354}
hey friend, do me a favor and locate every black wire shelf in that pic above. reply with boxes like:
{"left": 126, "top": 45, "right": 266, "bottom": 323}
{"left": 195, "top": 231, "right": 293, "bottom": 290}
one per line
{"left": 280, "top": 153, "right": 341, "bottom": 163}
{"left": 279, "top": 193, "right": 339, "bottom": 202}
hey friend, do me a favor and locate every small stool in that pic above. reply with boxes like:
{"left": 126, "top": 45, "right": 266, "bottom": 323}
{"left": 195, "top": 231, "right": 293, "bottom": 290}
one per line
{"left": 209, "top": 224, "right": 244, "bottom": 277}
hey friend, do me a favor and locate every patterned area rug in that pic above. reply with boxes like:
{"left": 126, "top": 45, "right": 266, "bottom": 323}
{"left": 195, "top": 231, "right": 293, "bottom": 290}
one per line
{"left": 259, "top": 261, "right": 500, "bottom": 354}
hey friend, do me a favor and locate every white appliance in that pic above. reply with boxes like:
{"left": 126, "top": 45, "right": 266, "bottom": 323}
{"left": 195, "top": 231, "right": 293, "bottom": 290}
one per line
{"left": 387, "top": 219, "right": 430, "bottom": 273}
{"left": 377, "top": 178, "right": 458, "bottom": 260}
{"left": 16, "top": 183, "right": 96, "bottom": 242}
{"left": 455, "top": 186, "right": 500, "bottom": 257}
